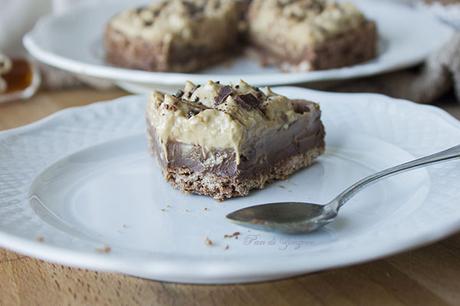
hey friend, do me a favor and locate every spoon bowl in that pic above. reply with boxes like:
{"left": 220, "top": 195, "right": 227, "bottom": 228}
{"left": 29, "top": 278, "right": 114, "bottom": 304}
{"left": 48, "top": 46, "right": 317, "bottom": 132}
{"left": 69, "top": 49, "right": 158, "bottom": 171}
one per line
{"left": 226, "top": 144, "right": 460, "bottom": 234}
{"left": 227, "top": 202, "right": 336, "bottom": 234}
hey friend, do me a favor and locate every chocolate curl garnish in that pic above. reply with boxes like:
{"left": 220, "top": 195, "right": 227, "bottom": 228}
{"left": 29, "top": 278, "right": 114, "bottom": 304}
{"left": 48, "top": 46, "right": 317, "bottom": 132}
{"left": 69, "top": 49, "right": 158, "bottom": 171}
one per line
{"left": 214, "top": 85, "right": 233, "bottom": 105}
{"left": 174, "top": 89, "right": 184, "bottom": 98}
{"left": 235, "top": 93, "right": 261, "bottom": 110}
{"left": 187, "top": 108, "right": 200, "bottom": 118}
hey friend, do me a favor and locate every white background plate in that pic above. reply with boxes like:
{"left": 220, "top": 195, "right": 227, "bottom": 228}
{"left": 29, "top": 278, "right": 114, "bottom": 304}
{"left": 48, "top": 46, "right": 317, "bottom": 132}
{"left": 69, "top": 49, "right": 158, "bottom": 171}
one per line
{"left": 1, "top": 88, "right": 460, "bottom": 284}
{"left": 24, "top": 0, "right": 453, "bottom": 88}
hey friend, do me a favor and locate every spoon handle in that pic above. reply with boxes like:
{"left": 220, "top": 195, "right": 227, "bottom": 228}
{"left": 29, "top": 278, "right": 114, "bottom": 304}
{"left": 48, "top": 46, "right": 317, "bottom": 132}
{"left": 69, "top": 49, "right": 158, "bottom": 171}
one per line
{"left": 332, "top": 144, "right": 460, "bottom": 210}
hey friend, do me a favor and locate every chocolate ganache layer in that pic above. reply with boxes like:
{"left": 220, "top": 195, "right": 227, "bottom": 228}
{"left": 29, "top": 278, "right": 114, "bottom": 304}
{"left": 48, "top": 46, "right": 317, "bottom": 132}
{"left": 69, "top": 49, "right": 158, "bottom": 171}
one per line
{"left": 146, "top": 80, "right": 325, "bottom": 200}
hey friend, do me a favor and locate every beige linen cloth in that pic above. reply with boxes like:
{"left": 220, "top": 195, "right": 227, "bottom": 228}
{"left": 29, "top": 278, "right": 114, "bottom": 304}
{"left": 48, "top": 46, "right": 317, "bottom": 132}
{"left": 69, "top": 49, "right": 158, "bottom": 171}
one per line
{"left": 330, "top": 32, "right": 460, "bottom": 103}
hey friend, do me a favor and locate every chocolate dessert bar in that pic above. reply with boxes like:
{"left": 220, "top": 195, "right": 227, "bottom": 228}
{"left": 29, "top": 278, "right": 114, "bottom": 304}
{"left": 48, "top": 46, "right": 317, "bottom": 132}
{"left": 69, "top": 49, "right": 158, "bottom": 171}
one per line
{"left": 248, "top": 0, "right": 377, "bottom": 71}
{"left": 146, "top": 80, "right": 325, "bottom": 200}
{"left": 105, "top": 0, "right": 240, "bottom": 72}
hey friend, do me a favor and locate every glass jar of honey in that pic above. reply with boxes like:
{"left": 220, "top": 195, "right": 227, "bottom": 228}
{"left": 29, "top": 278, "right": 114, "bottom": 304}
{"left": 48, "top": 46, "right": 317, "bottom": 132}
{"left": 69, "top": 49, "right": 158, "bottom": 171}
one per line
{"left": 0, "top": 54, "right": 41, "bottom": 104}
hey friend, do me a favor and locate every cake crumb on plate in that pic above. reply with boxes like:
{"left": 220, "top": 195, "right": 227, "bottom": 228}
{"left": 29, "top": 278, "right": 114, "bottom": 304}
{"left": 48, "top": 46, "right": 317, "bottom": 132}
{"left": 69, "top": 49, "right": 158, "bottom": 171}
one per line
{"left": 205, "top": 237, "right": 214, "bottom": 246}
{"left": 96, "top": 245, "right": 111, "bottom": 254}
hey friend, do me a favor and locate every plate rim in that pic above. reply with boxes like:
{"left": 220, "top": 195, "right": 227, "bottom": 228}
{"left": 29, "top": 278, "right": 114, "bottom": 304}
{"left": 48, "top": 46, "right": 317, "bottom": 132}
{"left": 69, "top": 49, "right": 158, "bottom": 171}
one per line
{"left": 1, "top": 88, "right": 460, "bottom": 284}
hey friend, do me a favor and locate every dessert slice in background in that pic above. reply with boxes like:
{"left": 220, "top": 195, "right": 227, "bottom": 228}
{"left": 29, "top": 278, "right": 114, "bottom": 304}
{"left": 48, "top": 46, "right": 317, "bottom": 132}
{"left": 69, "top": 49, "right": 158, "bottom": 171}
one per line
{"left": 146, "top": 80, "right": 325, "bottom": 200}
{"left": 236, "top": 0, "right": 253, "bottom": 41}
{"left": 248, "top": 0, "right": 378, "bottom": 71}
{"left": 105, "top": 0, "right": 240, "bottom": 72}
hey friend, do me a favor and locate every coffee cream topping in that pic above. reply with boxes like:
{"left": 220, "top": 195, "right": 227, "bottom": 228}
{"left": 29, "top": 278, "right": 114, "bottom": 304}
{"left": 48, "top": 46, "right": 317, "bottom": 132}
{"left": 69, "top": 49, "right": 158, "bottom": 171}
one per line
{"left": 147, "top": 80, "right": 319, "bottom": 163}
{"left": 249, "top": 0, "right": 365, "bottom": 52}
{"left": 108, "top": 0, "right": 238, "bottom": 47}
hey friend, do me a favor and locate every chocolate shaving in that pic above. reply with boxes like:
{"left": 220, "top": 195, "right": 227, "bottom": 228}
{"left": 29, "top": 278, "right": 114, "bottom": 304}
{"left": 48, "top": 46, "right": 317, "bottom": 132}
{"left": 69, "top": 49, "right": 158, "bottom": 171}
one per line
{"left": 143, "top": 20, "right": 153, "bottom": 27}
{"left": 214, "top": 86, "right": 233, "bottom": 105}
{"left": 163, "top": 104, "right": 177, "bottom": 111}
{"left": 224, "top": 232, "right": 241, "bottom": 239}
{"left": 153, "top": 9, "right": 161, "bottom": 17}
{"left": 135, "top": 7, "right": 145, "bottom": 14}
{"left": 235, "top": 93, "right": 261, "bottom": 110}
{"left": 182, "top": 100, "right": 208, "bottom": 110}
{"left": 187, "top": 109, "right": 200, "bottom": 118}
{"left": 174, "top": 89, "right": 184, "bottom": 98}
{"left": 183, "top": 1, "right": 204, "bottom": 17}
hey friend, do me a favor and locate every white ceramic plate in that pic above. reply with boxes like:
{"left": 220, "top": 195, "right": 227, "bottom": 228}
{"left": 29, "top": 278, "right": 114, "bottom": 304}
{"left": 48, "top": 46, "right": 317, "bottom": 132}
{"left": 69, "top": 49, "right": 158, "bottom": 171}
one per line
{"left": 1, "top": 87, "right": 460, "bottom": 284}
{"left": 24, "top": 0, "right": 453, "bottom": 88}
{"left": 417, "top": 2, "right": 460, "bottom": 30}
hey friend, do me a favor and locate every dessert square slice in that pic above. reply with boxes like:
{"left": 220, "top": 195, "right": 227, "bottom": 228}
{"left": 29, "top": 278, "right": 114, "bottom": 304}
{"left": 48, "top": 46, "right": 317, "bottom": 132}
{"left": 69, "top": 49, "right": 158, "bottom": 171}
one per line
{"left": 146, "top": 80, "right": 325, "bottom": 200}
{"left": 248, "top": 0, "right": 378, "bottom": 71}
{"left": 105, "top": 0, "right": 240, "bottom": 72}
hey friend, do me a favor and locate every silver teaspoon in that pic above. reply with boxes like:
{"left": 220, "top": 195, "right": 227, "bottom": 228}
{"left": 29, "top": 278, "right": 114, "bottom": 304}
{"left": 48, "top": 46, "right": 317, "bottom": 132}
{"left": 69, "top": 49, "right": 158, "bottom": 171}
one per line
{"left": 226, "top": 144, "right": 460, "bottom": 234}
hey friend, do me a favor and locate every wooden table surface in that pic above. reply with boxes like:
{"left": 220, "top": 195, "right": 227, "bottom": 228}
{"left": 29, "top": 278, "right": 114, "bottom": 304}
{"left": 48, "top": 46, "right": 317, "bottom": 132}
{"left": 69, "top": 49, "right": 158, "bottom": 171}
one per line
{"left": 1, "top": 88, "right": 460, "bottom": 306}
